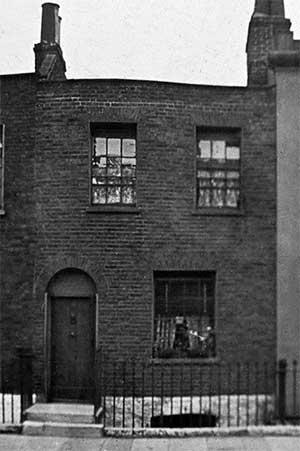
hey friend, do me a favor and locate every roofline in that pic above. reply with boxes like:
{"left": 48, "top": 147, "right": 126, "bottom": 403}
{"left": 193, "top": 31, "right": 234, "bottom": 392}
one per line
{"left": 39, "top": 77, "right": 250, "bottom": 90}
{"left": 0, "top": 72, "right": 35, "bottom": 79}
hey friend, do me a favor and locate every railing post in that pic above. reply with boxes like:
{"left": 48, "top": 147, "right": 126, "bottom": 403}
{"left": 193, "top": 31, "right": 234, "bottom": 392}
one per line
{"left": 17, "top": 347, "right": 33, "bottom": 422}
{"left": 278, "top": 359, "right": 287, "bottom": 423}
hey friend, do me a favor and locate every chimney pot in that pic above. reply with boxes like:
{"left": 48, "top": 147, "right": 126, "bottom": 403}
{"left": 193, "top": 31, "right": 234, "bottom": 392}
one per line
{"left": 41, "top": 3, "right": 61, "bottom": 45}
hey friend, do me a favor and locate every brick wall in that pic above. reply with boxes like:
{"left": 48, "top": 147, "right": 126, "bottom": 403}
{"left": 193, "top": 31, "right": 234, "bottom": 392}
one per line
{"left": 30, "top": 79, "right": 277, "bottom": 385}
{"left": 0, "top": 74, "right": 36, "bottom": 364}
{"left": 0, "top": 74, "right": 277, "bottom": 390}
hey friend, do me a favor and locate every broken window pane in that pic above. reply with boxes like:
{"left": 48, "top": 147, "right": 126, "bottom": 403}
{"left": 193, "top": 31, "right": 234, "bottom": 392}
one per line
{"left": 227, "top": 146, "right": 240, "bottom": 160}
{"left": 107, "top": 186, "right": 121, "bottom": 203}
{"left": 95, "top": 138, "right": 106, "bottom": 156}
{"left": 92, "top": 126, "right": 136, "bottom": 206}
{"left": 92, "top": 186, "right": 106, "bottom": 204}
{"left": 108, "top": 138, "right": 121, "bottom": 156}
{"left": 199, "top": 140, "right": 211, "bottom": 159}
{"left": 107, "top": 157, "right": 121, "bottom": 176}
{"left": 123, "top": 139, "right": 136, "bottom": 157}
{"left": 212, "top": 141, "right": 225, "bottom": 161}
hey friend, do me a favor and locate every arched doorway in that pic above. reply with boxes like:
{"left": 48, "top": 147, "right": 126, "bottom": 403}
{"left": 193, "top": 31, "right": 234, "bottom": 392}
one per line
{"left": 47, "top": 268, "right": 96, "bottom": 401}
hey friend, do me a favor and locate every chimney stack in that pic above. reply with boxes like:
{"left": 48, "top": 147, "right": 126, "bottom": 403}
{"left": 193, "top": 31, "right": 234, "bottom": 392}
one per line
{"left": 41, "top": 3, "right": 61, "bottom": 45}
{"left": 34, "top": 3, "right": 66, "bottom": 80}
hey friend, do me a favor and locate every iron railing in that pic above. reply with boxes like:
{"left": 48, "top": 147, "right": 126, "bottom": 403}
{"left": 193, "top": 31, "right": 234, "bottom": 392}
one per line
{"left": 0, "top": 348, "right": 34, "bottom": 424}
{"left": 94, "top": 352, "right": 299, "bottom": 430}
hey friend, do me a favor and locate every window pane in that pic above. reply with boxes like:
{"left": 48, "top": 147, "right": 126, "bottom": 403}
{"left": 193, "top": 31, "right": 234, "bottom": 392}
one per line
{"left": 123, "top": 139, "right": 136, "bottom": 157}
{"left": 196, "top": 129, "right": 240, "bottom": 210}
{"left": 227, "top": 171, "right": 240, "bottom": 179}
{"left": 211, "top": 172, "right": 225, "bottom": 188}
{"left": 227, "top": 179, "right": 239, "bottom": 188}
{"left": 93, "top": 155, "right": 106, "bottom": 168}
{"left": 108, "top": 138, "right": 121, "bottom": 156}
{"left": 212, "top": 140, "right": 225, "bottom": 160}
{"left": 107, "top": 176, "right": 121, "bottom": 185}
{"left": 198, "top": 170, "right": 210, "bottom": 179}
{"left": 154, "top": 273, "right": 215, "bottom": 358}
{"left": 122, "top": 185, "right": 136, "bottom": 204}
{"left": 226, "top": 189, "right": 239, "bottom": 207}
{"left": 95, "top": 138, "right": 106, "bottom": 156}
{"left": 198, "top": 140, "right": 211, "bottom": 159}
{"left": 107, "top": 157, "right": 121, "bottom": 176}
{"left": 92, "top": 176, "right": 106, "bottom": 185}
{"left": 122, "top": 156, "right": 136, "bottom": 166}
{"left": 198, "top": 189, "right": 210, "bottom": 207}
{"left": 91, "top": 125, "right": 136, "bottom": 206}
{"left": 227, "top": 146, "right": 240, "bottom": 160}
{"left": 92, "top": 165, "right": 106, "bottom": 179}
{"left": 212, "top": 189, "right": 224, "bottom": 207}
{"left": 212, "top": 171, "right": 225, "bottom": 179}
{"left": 107, "top": 186, "right": 121, "bottom": 203}
{"left": 92, "top": 186, "right": 106, "bottom": 204}
{"left": 122, "top": 162, "right": 136, "bottom": 177}
{"left": 199, "top": 178, "right": 211, "bottom": 187}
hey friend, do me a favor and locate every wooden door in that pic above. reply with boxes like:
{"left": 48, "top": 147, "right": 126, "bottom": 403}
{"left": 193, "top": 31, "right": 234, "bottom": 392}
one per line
{"left": 50, "top": 297, "right": 95, "bottom": 401}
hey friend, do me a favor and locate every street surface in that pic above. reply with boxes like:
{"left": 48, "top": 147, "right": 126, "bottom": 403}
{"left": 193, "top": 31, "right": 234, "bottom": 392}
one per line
{"left": 0, "top": 435, "right": 300, "bottom": 450}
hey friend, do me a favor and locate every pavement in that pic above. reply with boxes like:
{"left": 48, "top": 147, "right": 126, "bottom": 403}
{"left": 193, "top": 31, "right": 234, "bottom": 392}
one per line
{"left": 0, "top": 435, "right": 300, "bottom": 451}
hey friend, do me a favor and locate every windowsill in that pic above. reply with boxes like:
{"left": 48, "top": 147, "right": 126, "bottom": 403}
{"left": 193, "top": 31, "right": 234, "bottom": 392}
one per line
{"left": 150, "top": 357, "right": 219, "bottom": 365}
{"left": 192, "top": 207, "right": 244, "bottom": 216}
{"left": 0, "top": 209, "right": 5, "bottom": 216}
{"left": 86, "top": 205, "right": 140, "bottom": 214}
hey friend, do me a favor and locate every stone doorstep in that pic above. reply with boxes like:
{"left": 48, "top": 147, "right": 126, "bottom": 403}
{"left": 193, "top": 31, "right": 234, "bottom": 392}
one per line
{"left": 24, "top": 403, "right": 95, "bottom": 424}
{"left": 22, "top": 421, "right": 104, "bottom": 438}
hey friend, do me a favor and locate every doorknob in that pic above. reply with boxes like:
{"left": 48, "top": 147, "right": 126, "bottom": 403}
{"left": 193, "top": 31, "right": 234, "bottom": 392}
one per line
{"left": 70, "top": 331, "right": 76, "bottom": 337}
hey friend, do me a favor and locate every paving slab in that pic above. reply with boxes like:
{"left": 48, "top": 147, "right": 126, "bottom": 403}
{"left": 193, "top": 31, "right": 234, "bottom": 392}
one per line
{"left": 102, "top": 437, "right": 133, "bottom": 451}
{"left": 0, "top": 435, "right": 67, "bottom": 451}
{"left": 165, "top": 437, "right": 208, "bottom": 450}
{"left": 207, "top": 436, "right": 244, "bottom": 450}
{"left": 265, "top": 436, "right": 300, "bottom": 451}
{"left": 241, "top": 437, "right": 271, "bottom": 451}
{"left": 131, "top": 438, "right": 170, "bottom": 451}
{"left": 0, "top": 434, "right": 299, "bottom": 451}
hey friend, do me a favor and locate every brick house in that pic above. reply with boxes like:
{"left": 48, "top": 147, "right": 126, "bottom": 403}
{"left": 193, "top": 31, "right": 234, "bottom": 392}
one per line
{"left": 0, "top": 0, "right": 299, "bottom": 411}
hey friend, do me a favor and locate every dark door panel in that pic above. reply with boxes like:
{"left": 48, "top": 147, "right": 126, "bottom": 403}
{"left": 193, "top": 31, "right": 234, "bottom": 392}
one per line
{"left": 51, "top": 297, "right": 95, "bottom": 401}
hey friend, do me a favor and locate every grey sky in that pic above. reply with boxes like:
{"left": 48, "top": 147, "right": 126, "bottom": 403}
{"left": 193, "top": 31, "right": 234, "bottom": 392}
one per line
{"left": 0, "top": 0, "right": 299, "bottom": 85}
